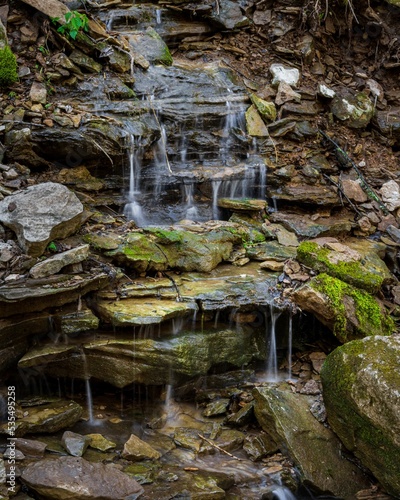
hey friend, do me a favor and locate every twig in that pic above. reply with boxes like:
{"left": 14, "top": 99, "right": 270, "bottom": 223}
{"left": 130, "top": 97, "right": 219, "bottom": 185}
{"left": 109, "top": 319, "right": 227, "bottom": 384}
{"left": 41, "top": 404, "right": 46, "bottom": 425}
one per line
{"left": 81, "top": 134, "right": 114, "bottom": 166}
{"left": 319, "top": 130, "right": 389, "bottom": 215}
{"left": 198, "top": 434, "right": 242, "bottom": 461}
{"left": 322, "top": 174, "right": 362, "bottom": 216}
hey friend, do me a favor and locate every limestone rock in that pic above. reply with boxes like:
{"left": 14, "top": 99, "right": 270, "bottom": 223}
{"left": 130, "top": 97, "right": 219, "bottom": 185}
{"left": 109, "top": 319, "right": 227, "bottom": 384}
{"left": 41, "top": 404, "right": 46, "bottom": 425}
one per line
{"left": 61, "top": 431, "right": 91, "bottom": 457}
{"left": 29, "top": 244, "right": 89, "bottom": 278}
{"left": 15, "top": 438, "right": 47, "bottom": 457}
{"left": 246, "top": 241, "right": 297, "bottom": 262}
{"left": 86, "top": 434, "right": 116, "bottom": 452}
{"left": 128, "top": 27, "right": 172, "bottom": 66}
{"left": 68, "top": 49, "right": 102, "bottom": 73}
{"left": 210, "top": 0, "right": 249, "bottom": 29}
{"left": 0, "top": 399, "right": 83, "bottom": 437}
{"left": 275, "top": 82, "right": 301, "bottom": 106}
{"left": 321, "top": 336, "right": 400, "bottom": 498}
{"left": 330, "top": 90, "right": 374, "bottom": 129}
{"left": 29, "top": 82, "right": 47, "bottom": 104}
{"left": 291, "top": 274, "right": 394, "bottom": 342}
{"left": 341, "top": 179, "right": 368, "bottom": 203}
{"left": 0, "top": 183, "right": 84, "bottom": 257}
{"left": 379, "top": 180, "right": 400, "bottom": 212}
{"left": 250, "top": 94, "right": 277, "bottom": 122}
{"left": 21, "top": 456, "right": 144, "bottom": 500}
{"left": 269, "top": 64, "right": 300, "bottom": 87}
{"left": 296, "top": 239, "right": 392, "bottom": 293}
{"left": 217, "top": 198, "right": 266, "bottom": 212}
{"left": 245, "top": 105, "right": 269, "bottom": 136}
{"left": 373, "top": 108, "right": 400, "bottom": 146}
{"left": 253, "top": 385, "right": 370, "bottom": 498}
{"left": 122, "top": 434, "right": 161, "bottom": 461}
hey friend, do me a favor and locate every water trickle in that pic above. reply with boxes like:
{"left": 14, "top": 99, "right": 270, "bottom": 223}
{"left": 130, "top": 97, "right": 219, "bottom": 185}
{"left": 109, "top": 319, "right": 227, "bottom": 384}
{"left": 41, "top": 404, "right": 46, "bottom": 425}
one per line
{"left": 212, "top": 180, "right": 222, "bottom": 220}
{"left": 287, "top": 314, "right": 293, "bottom": 381}
{"left": 85, "top": 378, "right": 95, "bottom": 424}
{"left": 123, "top": 134, "right": 146, "bottom": 226}
{"left": 156, "top": 9, "right": 162, "bottom": 25}
{"left": 182, "top": 183, "right": 199, "bottom": 219}
{"left": 272, "top": 486, "right": 297, "bottom": 500}
{"left": 266, "top": 305, "right": 281, "bottom": 382}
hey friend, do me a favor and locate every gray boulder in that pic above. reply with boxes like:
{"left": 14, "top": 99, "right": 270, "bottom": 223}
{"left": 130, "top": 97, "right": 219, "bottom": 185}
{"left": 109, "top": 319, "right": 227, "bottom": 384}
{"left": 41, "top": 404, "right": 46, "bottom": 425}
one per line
{"left": 0, "top": 183, "right": 83, "bottom": 257}
{"left": 21, "top": 456, "right": 144, "bottom": 500}
{"left": 321, "top": 335, "right": 400, "bottom": 498}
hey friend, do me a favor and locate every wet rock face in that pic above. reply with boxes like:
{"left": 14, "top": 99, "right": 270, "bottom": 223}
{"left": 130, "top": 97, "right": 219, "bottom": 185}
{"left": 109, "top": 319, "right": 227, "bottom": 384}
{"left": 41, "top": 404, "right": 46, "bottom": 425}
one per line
{"left": 0, "top": 182, "right": 83, "bottom": 257}
{"left": 321, "top": 336, "right": 400, "bottom": 498}
{"left": 253, "top": 385, "right": 371, "bottom": 498}
{"left": 21, "top": 456, "right": 144, "bottom": 500}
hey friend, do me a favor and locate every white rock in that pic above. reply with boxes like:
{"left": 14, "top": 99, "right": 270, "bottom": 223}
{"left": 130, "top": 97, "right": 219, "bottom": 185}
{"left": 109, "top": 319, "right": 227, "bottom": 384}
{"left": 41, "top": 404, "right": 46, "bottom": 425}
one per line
{"left": 270, "top": 64, "right": 300, "bottom": 88}
{"left": 379, "top": 180, "right": 400, "bottom": 212}
{"left": 318, "top": 83, "right": 336, "bottom": 99}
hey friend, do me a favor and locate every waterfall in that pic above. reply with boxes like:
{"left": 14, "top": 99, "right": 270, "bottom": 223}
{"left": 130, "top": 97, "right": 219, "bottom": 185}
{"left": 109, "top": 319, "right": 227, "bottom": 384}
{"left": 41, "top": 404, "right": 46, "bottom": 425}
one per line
{"left": 212, "top": 180, "right": 222, "bottom": 220}
{"left": 272, "top": 486, "right": 297, "bottom": 500}
{"left": 288, "top": 314, "right": 293, "bottom": 381}
{"left": 123, "top": 134, "right": 146, "bottom": 226}
{"left": 266, "top": 305, "right": 281, "bottom": 382}
{"left": 85, "top": 378, "right": 94, "bottom": 424}
{"left": 183, "top": 183, "right": 199, "bottom": 219}
{"left": 156, "top": 9, "right": 162, "bottom": 24}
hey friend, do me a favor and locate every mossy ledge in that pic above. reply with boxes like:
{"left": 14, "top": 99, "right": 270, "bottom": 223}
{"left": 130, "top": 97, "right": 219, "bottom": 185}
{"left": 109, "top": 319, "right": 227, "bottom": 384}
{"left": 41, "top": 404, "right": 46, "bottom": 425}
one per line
{"left": 311, "top": 273, "right": 395, "bottom": 341}
{"left": 297, "top": 241, "right": 386, "bottom": 293}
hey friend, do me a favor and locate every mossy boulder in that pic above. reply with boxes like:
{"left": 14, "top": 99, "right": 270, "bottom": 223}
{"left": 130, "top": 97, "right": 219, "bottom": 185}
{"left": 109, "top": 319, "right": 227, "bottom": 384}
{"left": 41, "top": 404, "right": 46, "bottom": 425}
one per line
{"left": 253, "top": 385, "right": 370, "bottom": 498}
{"left": 104, "top": 227, "right": 240, "bottom": 273}
{"left": 0, "top": 45, "right": 18, "bottom": 88}
{"left": 128, "top": 27, "right": 173, "bottom": 66}
{"left": 292, "top": 274, "right": 395, "bottom": 342}
{"left": 330, "top": 91, "right": 374, "bottom": 129}
{"left": 296, "top": 240, "right": 391, "bottom": 293}
{"left": 250, "top": 94, "right": 277, "bottom": 122}
{"left": 320, "top": 336, "right": 400, "bottom": 497}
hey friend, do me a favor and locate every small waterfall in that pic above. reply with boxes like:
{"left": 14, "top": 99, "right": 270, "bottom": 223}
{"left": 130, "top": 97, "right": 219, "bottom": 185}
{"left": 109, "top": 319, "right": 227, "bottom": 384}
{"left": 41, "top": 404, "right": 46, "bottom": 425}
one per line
{"left": 106, "top": 12, "right": 115, "bottom": 32}
{"left": 287, "top": 314, "right": 293, "bottom": 381}
{"left": 156, "top": 9, "right": 162, "bottom": 24}
{"left": 266, "top": 305, "right": 281, "bottom": 382}
{"left": 259, "top": 163, "right": 266, "bottom": 199}
{"left": 211, "top": 180, "right": 222, "bottom": 220}
{"left": 272, "top": 486, "right": 297, "bottom": 500}
{"left": 123, "top": 134, "right": 146, "bottom": 226}
{"left": 85, "top": 378, "right": 94, "bottom": 424}
{"left": 183, "top": 183, "right": 199, "bottom": 219}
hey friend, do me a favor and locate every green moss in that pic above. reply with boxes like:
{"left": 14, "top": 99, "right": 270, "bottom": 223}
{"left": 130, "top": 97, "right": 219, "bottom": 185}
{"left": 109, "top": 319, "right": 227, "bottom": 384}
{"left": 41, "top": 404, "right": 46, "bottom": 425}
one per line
{"left": 145, "top": 228, "right": 183, "bottom": 244}
{"left": 311, "top": 273, "right": 394, "bottom": 341}
{"left": 297, "top": 241, "right": 384, "bottom": 293}
{"left": 0, "top": 46, "right": 18, "bottom": 87}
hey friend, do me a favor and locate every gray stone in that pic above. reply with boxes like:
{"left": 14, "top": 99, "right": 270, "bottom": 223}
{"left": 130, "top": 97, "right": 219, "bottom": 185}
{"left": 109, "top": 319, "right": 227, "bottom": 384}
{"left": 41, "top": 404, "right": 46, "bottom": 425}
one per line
{"left": 62, "top": 431, "right": 91, "bottom": 457}
{"left": 127, "top": 27, "right": 172, "bottom": 66}
{"left": 0, "top": 183, "right": 84, "bottom": 257}
{"left": 15, "top": 438, "right": 47, "bottom": 457}
{"left": 0, "top": 18, "right": 7, "bottom": 49}
{"left": 321, "top": 336, "right": 400, "bottom": 498}
{"left": 29, "top": 244, "right": 90, "bottom": 278}
{"left": 379, "top": 180, "right": 400, "bottom": 212}
{"left": 211, "top": 0, "right": 249, "bottom": 29}
{"left": 330, "top": 90, "right": 374, "bottom": 128}
{"left": 253, "top": 385, "right": 370, "bottom": 498}
{"left": 29, "top": 82, "right": 47, "bottom": 104}
{"left": 21, "top": 456, "right": 144, "bottom": 500}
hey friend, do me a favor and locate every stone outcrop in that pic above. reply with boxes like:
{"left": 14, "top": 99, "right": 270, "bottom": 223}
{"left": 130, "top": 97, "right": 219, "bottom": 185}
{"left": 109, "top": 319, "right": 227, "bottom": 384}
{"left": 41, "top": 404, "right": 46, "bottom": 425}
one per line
{"left": 321, "top": 336, "right": 400, "bottom": 498}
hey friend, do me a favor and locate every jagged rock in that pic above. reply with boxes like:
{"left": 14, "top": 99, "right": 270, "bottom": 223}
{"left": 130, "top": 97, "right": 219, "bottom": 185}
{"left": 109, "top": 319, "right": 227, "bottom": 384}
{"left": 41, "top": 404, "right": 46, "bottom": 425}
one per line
{"left": 86, "top": 434, "right": 116, "bottom": 452}
{"left": 127, "top": 27, "right": 172, "bottom": 66}
{"left": 122, "top": 434, "right": 161, "bottom": 461}
{"left": 275, "top": 82, "right": 301, "bottom": 106}
{"left": 330, "top": 90, "right": 374, "bottom": 128}
{"left": 253, "top": 385, "right": 371, "bottom": 498}
{"left": 341, "top": 179, "right": 368, "bottom": 203}
{"left": 15, "top": 438, "right": 47, "bottom": 457}
{"left": 373, "top": 108, "right": 400, "bottom": 145}
{"left": 29, "top": 82, "right": 47, "bottom": 104}
{"left": 217, "top": 198, "right": 266, "bottom": 212}
{"left": 296, "top": 239, "right": 392, "bottom": 293}
{"left": 321, "top": 336, "right": 400, "bottom": 498}
{"left": 61, "top": 431, "right": 91, "bottom": 457}
{"left": 269, "top": 64, "right": 300, "bottom": 87}
{"left": 19, "top": 0, "right": 69, "bottom": 21}
{"left": 245, "top": 105, "right": 269, "bottom": 136}
{"left": 0, "top": 183, "right": 84, "bottom": 257}
{"left": 59, "top": 307, "right": 100, "bottom": 335}
{"left": 203, "top": 398, "right": 230, "bottom": 417}
{"left": 210, "top": 0, "right": 249, "bottom": 29}
{"left": 0, "top": 399, "right": 82, "bottom": 437}
{"left": 68, "top": 49, "right": 102, "bottom": 73}
{"left": 246, "top": 241, "right": 297, "bottom": 261}
{"left": 250, "top": 94, "right": 277, "bottom": 122}
{"left": 0, "top": 18, "right": 7, "bottom": 49}
{"left": 291, "top": 273, "right": 394, "bottom": 342}
{"left": 29, "top": 244, "right": 89, "bottom": 278}
{"left": 317, "top": 83, "right": 335, "bottom": 98}
{"left": 21, "top": 456, "right": 144, "bottom": 500}
{"left": 18, "top": 324, "right": 266, "bottom": 388}
{"left": 379, "top": 180, "right": 400, "bottom": 212}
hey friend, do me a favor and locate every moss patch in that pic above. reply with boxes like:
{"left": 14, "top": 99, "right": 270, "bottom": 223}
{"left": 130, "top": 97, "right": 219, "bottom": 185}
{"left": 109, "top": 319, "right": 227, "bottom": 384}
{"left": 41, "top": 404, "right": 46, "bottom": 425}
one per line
{"left": 311, "top": 273, "right": 394, "bottom": 341}
{"left": 0, "top": 45, "right": 18, "bottom": 87}
{"left": 297, "top": 241, "right": 385, "bottom": 293}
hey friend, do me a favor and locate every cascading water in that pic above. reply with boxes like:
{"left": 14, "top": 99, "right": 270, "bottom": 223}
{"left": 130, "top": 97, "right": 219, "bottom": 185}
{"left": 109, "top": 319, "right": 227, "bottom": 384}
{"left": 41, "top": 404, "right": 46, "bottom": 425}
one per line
{"left": 266, "top": 305, "right": 281, "bottom": 382}
{"left": 123, "top": 134, "right": 146, "bottom": 226}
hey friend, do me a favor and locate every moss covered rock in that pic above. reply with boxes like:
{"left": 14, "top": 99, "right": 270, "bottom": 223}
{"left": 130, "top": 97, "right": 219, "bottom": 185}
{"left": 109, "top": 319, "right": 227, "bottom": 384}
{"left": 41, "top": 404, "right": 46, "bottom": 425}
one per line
{"left": 320, "top": 336, "right": 400, "bottom": 497}
{"left": 0, "top": 45, "right": 18, "bottom": 88}
{"left": 292, "top": 274, "right": 395, "bottom": 342}
{"left": 296, "top": 240, "right": 391, "bottom": 293}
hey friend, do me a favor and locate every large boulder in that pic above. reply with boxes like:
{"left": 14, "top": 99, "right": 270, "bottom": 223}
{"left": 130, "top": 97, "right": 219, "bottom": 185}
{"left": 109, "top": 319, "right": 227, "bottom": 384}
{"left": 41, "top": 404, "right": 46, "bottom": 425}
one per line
{"left": 296, "top": 239, "right": 392, "bottom": 294}
{"left": 320, "top": 335, "right": 400, "bottom": 498}
{"left": 21, "top": 456, "right": 144, "bottom": 500}
{"left": 253, "top": 385, "right": 370, "bottom": 498}
{"left": 291, "top": 274, "right": 394, "bottom": 343}
{"left": 0, "top": 183, "right": 84, "bottom": 257}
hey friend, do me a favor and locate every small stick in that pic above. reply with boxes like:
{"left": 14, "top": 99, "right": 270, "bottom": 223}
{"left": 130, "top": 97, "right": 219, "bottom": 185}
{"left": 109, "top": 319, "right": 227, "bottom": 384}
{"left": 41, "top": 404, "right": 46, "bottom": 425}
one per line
{"left": 198, "top": 434, "right": 242, "bottom": 461}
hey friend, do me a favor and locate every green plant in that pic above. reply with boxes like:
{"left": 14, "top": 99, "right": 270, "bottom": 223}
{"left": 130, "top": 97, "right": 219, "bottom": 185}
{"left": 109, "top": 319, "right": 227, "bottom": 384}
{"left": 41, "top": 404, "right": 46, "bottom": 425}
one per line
{"left": 0, "top": 46, "right": 18, "bottom": 88}
{"left": 38, "top": 45, "right": 49, "bottom": 55}
{"left": 8, "top": 91, "right": 16, "bottom": 99}
{"left": 52, "top": 11, "right": 89, "bottom": 40}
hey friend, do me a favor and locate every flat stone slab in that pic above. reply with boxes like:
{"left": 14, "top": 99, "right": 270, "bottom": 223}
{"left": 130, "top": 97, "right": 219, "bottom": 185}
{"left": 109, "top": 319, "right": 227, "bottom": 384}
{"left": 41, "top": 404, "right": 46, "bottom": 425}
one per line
{"left": 218, "top": 198, "right": 267, "bottom": 211}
